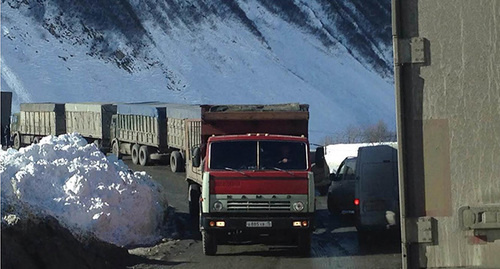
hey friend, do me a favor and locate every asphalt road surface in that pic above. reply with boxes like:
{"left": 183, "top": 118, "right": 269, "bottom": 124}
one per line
{"left": 123, "top": 158, "right": 402, "bottom": 269}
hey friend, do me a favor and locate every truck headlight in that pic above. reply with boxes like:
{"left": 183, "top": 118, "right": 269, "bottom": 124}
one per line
{"left": 293, "top": 201, "right": 305, "bottom": 212}
{"left": 213, "top": 201, "right": 223, "bottom": 212}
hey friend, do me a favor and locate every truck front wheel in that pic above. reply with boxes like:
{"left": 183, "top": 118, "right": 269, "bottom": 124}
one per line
{"left": 139, "top": 145, "right": 150, "bottom": 166}
{"left": 297, "top": 232, "right": 312, "bottom": 256}
{"left": 202, "top": 231, "right": 217, "bottom": 255}
{"left": 131, "top": 144, "right": 140, "bottom": 165}
{"left": 170, "top": 151, "right": 184, "bottom": 172}
{"left": 13, "top": 132, "right": 21, "bottom": 150}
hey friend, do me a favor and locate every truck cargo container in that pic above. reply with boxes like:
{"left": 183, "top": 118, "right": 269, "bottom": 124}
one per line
{"left": 65, "top": 103, "right": 117, "bottom": 152}
{"left": 11, "top": 103, "right": 65, "bottom": 149}
{"left": 393, "top": 0, "right": 500, "bottom": 268}
{"left": 183, "top": 103, "right": 317, "bottom": 256}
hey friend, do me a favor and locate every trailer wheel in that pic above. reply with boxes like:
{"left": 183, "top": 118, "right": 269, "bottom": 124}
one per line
{"left": 297, "top": 232, "right": 312, "bottom": 257}
{"left": 139, "top": 145, "right": 150, "bottom": 166}
{"left": 202, "top": 231, "right": 217, "bottom": 256}
{"left": 170, "top": 151, "right": 184, "bottom": 172}
{"left": 131, "top": 144, "right": 140, "bottom": 165}
{"left": 112, "top": 140, "right": 121, "bottom": 159}
{"left": 13, "top": 132, "right": 21, "bottom": 150}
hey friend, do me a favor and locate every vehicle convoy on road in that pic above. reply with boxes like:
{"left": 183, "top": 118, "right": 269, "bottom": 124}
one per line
{"left": 394, "top": 1, "right": 500, "bottom": 268}
{"left": 180, "top": 104, "right": 316, "bottom": 256}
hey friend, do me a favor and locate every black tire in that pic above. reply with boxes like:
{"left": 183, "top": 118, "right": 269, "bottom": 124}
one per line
{"left": 13, "top": 132, "right": 21, "bottom": 150}
{"left": 357, "top": 230, "right": 371, "bottom": 246}
{"left": 170, "top": 151, "right": 184, "bottom": 172}
{"left": 202, "top": 231, "right": 217, "bottom": 255}
{"left": 188, "top": 183, "right": 201, "bottom": 218}
{"left": 297, "top": 232, "right": 312, "bottom": 256}
{"left": 327, "top": 194, "right": 340, "bottom": 215}
{"left": 139, "top": 145, "right": 150, "bottom": 166}
{"left": 131, "top": 144, "right": 140, "bottom": 165}
{"left": 112, "top": 140, "right": 121, "bottom": 159}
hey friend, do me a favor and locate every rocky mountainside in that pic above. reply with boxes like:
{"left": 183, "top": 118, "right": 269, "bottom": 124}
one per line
{"left": 1, "top": 0, "right": 395, "bottom": 143}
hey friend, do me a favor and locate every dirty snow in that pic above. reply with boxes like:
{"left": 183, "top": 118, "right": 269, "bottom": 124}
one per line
{"left": 0, "top": 133, "right": 168, "bottom": 247}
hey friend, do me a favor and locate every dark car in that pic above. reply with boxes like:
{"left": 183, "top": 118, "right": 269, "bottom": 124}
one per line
{"left": 327, "top": 156, "right": 357, "bottom": 215}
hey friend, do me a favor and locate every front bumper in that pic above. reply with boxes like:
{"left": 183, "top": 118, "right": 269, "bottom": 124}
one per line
{"left": 201, "top": 213, "right": 315, "bottom": 232}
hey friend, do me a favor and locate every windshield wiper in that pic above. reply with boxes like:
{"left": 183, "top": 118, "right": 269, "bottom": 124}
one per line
{"left": 224, "top": 167, "right": 250, "bottom": 177}
{"left": 271, "top": 167, "right": 296, "bottom": 176}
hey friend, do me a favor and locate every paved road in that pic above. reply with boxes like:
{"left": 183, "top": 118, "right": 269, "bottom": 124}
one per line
{"left": 124, "top": 159, "right": 402, "bottom": 269}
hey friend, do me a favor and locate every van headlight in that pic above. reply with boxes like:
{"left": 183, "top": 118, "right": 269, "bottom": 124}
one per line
{"left": 293, "top": 201, "right": 305, "bottom": 212}
{"left": 213, "top": 201, "right": 224, "bottom": 211}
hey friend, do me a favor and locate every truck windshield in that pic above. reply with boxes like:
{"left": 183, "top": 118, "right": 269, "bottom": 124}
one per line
{"left": 209, "top": 140, "right": 307, "bottom": 171}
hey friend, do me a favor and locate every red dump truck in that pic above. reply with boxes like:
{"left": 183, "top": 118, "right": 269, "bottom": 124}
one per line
{"left": 182, "top": 104, "right": 317, "bottom": 256}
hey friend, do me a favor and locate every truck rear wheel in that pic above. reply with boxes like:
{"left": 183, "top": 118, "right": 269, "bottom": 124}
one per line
{"left": 13, "top": 132, "right": 21, "bottom": 150}
{"left": 112, "top": 140, "right": 121, "bottom": 159}
{"left": 297, "top": 232, "right": 312, "bottom": 256}
{"left": 139, "top": 145, "right": 150, "bottom": 166}
{"left": 202, "top": 231, "right": 217, "bottom": 255}
{"left": 131, "top": 144, "right": 140, "bottom": 165}
{"left": 170, "top": 151, "right": 184, "bottom": 172}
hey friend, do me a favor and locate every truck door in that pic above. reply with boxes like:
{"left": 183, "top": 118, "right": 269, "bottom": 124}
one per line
{"left": 394, "top": 1, "right": 500, "bottom": 268}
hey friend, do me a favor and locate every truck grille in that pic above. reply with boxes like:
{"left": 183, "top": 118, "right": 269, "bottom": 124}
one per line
{"left": 227, "top": 200, "right": 291, "bottom": 211}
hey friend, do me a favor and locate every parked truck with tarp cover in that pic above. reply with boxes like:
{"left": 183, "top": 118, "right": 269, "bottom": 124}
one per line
{"left": 393, "top": 1, "right": 500, "bottom": 268}
{"left": 65, "top": 103, "right": 117, "bottom": 152}
{"left": 183, "top": 103, "right": 318, "bottom": 256}
{"left": 11, "top": 103, "right": 66, "bottom": 149}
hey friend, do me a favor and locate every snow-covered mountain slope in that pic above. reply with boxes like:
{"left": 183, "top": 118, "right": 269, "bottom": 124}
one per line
{"left": 1, "top": 0, "right": 395, "bottom": 144}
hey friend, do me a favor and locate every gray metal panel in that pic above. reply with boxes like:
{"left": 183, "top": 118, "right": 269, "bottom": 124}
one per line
{"left": 394, "top": 0, "right": 500, "bottom": 268}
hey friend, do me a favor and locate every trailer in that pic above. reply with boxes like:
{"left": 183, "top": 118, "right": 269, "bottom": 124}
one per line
{"left": 393, "top": 1, "right": 500, "bottom": 268}
{"left": 110, "top": 103, "right": 200, "bottom": 167}
{"left": 65, "top": 103, "right": 117, "bottom": 152}
{"left": 180, "top": 103, "right": 317, "bottom": 256}
{"left": 11, "top": 103, "right": 66, "bottom": 149}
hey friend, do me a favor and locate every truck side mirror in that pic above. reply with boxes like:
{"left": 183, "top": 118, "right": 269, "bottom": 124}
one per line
{"left": 192, "top": 146, "right": 201, "bottom": 167}
{"left": 315, "top": 146, "right": 325, "bottom": 168}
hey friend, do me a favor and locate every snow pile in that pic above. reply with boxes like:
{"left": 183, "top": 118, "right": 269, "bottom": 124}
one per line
{"left": 0, "top": 133, "right": 168, "bottom": 247}
{"left": 325, "top": 142, "right": 397, "bottom": 173}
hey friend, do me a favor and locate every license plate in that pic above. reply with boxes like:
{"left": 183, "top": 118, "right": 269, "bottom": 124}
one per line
{"left": 246, "top": 221, "right": 272, "bottom": 228}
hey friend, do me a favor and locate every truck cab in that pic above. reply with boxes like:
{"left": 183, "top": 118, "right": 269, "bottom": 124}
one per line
{"left": 193, "top": 134, "right": 315, "bottom": 256}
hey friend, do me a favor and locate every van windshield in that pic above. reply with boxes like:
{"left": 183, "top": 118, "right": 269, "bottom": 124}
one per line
{"left": 209, "top": 140, "right": 307, "bottom": 171}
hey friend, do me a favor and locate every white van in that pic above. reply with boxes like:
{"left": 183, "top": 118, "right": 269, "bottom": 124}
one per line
{"left": 354, "top": 144, "right": 399, "bottom": 242}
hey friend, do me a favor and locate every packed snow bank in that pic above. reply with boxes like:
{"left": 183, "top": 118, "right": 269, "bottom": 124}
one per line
{"left": 0, "top": 133, "right": 168, "bottom": 247}
{"left": 325, "top": 142, "right": 397, "bottom": 173}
